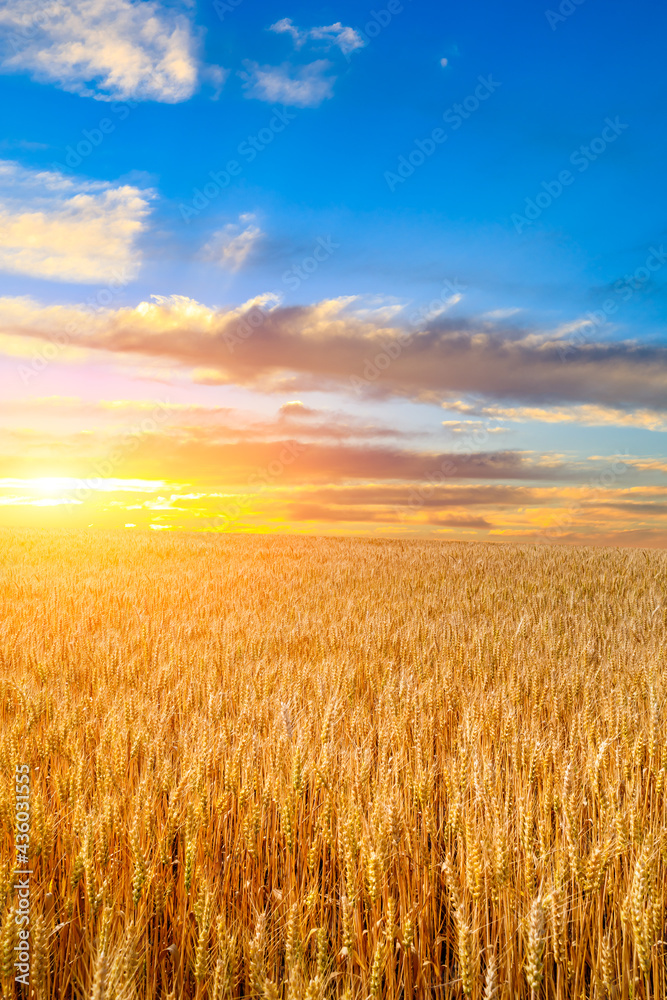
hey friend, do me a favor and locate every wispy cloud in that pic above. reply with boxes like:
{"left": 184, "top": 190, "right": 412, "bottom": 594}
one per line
{"left": 0, "top": 139, "right": 49, "bottom": 151}
{"left": 0, "top": 421, "right": 571, "bottom": 484}
{"left": 442, "top": 419, "right": 509, "bottom": 435}
{"left": 2, "top": 429, "right": 663, "bottom": 540}
{"left": 0, "top": 0, "right": 203, "bottom": 103}
{"left": 202, "top": 64, "right": 229, "bottom": 101}
{"left": 269, "top": 17, "right": 365, "bottom": 56}
{"left": 240, "top": 59, "right": 335, "bottom": 108}
{"left": 200, "top": 214, "right": 263, "bottom": 271}
{"left": 240, "top": 16, "right": 362, "bottom": 108}
{"left": 0, "top": 395, "right": 415, "bottom": 443}
{"left": 0, "top": 414, "right": 663, "bottom": 540}
{"left": 0, "top": 159, "right": 153, "bottom": 282}
{"left": 443, "top": 400, "right": 667, "bottom": 432}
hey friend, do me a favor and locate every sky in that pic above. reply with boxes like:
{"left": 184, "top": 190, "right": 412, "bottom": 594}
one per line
{"left": 0, "top": 0, "right": 666, "bottom": 545}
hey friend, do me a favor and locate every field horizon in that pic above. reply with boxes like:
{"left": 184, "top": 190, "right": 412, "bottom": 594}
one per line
{"left": 4, "top": 524, "right": 667, "bottom": 552}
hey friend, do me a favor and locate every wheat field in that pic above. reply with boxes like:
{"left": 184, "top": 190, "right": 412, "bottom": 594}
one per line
{"left": 1, "top": 528, "right": 666, "bottom": 999}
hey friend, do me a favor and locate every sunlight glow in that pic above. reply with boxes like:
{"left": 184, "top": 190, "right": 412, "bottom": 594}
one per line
{"left": 0, "top": 478, "right": 171, "bottom": 493}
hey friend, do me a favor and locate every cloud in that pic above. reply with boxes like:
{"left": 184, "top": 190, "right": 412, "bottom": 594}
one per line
{"left": 428, "top": 514, "right": 490, "bottom": 528}
{"left": 443, "top": 400, "right": 667, "bottom": 433}
{"left": 0, "top": 394, "right": 418, "bottom": 444}
{"left": 0, "top": 0, "right": 203, "bottom": 103}
{"left": 6, "top": 294, "right": 667, "bottom": 414}
{"left": 270, "top": 17, "right": 365, "bottom": 55}
{"left": 278, "top": 400, "right": 315, "bottom": 416}
{"left": 619, "top": 458, "right": 667, "bottom": 474}
{"left": 202, "top": 64, "right": 229, "bottom": 101}
{"left": 284, "top": 483, "right": 543, "bottom": 509}
{"left": 0, "top": 139, "right": 49, "bottom": 151}
{"left": 0, "top": 407, "right": 572, "bottom": 484}
{"left": 200, "top": 214, "right": 263, "bottom": 271}
{"left": 97, "top": 437, "right": 574, "bottom": 484}
{"left": 0, "top": 160, "right": 152, "bottom": 283}
{"left": 286, "top": 502, "right": 390, "bottom": 523}
{"left": 241, "top": 17, "right": 362, "bottom": 107}
{"left": 240, "top": 59, "right": 335, "bottom": 107}
{"left": 286, "top": 503, "right": 491, "bottom": 527}
{"left": 442, "top": 420, "right": 508, "bottom": 435}
{"left": 1, "top": 420, "right": 664, "bottom": 541}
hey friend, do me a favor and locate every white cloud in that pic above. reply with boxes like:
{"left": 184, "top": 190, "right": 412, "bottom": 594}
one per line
{"left": 0, "top": 0, "right": 204, "bottom": 103}
{"left": 241, "top": 16, "right": 361, "bottom": 107}
{"left": 269, "top": 16, "right": 303, "bottom": 46}
{"left": 442, "top": 399, "right": 667, "bottom": 432}
{"left": 200, "top": 214, "right": 263, "bottom": 271}
{"left": 240, "top": 59, "right": 335, "bottom": 107}
{"left": 270, "top": 17, "right": 365, "bottom": 56}
{"left": 203, "top": 64, "right": 229, "bottom": 101}
{"left": 480, "top": 308, "right": 522, "bottom": 320}
{"left": 0, "top": 159, "right": 153, "bottom": 283}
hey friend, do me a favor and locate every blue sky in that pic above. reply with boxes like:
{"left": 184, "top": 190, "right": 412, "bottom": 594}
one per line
{"left": 1, "top": 0, "right": 666, "bottom": 543}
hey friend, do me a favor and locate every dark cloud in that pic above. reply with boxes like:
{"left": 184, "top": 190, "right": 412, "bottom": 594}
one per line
{"left": 7, "top": 296, "right": 667, "bottom": 408}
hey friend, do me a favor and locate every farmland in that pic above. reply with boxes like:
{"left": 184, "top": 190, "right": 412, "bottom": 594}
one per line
{"left": 1, "top": 529, "right": 666, "bottom": 998}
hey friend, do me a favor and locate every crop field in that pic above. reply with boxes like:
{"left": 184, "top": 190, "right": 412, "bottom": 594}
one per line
{"left": 0, "top": 528, "right": 666, "bottom": 999}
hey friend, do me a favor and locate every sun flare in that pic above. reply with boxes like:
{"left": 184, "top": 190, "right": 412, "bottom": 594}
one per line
{"left": 32, "top": 477, "right": 71, "bottom": 493}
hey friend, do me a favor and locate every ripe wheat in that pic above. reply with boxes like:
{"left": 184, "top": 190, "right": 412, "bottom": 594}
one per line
{"left": 0, "top": 529, "right": 665, "bottom": 998}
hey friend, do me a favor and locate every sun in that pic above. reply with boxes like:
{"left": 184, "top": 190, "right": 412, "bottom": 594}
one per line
{"left": 32, "top": 477, "right": 70, "bottom": 493}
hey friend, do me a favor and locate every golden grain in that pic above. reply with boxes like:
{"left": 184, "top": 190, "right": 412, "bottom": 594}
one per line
{"left": 0, "top": 530, "right": 665, "bottom": 998}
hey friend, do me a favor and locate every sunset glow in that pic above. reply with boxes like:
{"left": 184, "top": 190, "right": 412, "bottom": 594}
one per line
{"left": 3, "top": 4, "right": 667, "bottom": 998}
{"left": 0, "top": 1, "right": 665, "bottom": 545}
